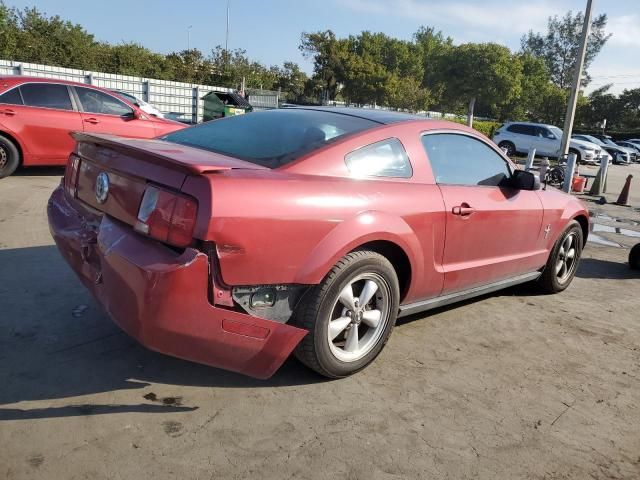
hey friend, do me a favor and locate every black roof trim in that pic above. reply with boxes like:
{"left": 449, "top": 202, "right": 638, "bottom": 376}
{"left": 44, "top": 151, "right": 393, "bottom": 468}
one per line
{"left": 286, "top": 106, "right": 427, "bottom": 125}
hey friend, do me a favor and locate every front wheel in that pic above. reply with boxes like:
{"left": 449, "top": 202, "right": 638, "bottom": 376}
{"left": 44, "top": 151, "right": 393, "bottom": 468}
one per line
{"left": 293, "top": 250, "right": 399, "bottom": 378}
{"left": 537, "top": 221, "right": 583, "bottom": 293}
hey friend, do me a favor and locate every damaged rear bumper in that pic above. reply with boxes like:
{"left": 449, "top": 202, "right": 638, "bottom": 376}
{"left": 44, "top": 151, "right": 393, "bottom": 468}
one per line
{"left": 47, "top": 185, "right": 307, "bottom": 379}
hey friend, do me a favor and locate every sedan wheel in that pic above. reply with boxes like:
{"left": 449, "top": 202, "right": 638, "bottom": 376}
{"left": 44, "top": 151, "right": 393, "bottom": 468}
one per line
{"left": 327, "top": 273, "right": 391, "bottom": 363}
{"left": 294, "top": 250, "right": 399, "bottom": 378}
{"left": 555, "top": 232, "right": 578, "bottom": 283}
{"left": 538, "top": 220, "right": 583, "bottom": 293}
{"left": 0, "top": 135, "right": 20, "bottom": 179}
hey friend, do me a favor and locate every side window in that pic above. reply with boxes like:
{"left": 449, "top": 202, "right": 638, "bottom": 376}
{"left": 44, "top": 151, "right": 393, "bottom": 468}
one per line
{"left": 537, "top": 127, "right": 555, "bottom": 139}
{"left": 75, "top": 87, "right": 133, "bottom": 116}
{"left": 20, "top": 83, "right": 73, "bottom": 111}
{"left": 345, "top": 138, "right": 412, "bottom": 178}
{"left": 421, "top": 133, "right": 512, "bottom": 187}
{"left": 0, "top": 88, "right": 23, "bottom": 105}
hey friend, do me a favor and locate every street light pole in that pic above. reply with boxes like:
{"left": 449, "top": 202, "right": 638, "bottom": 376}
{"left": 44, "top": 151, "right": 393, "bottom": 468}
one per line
{"left": 187, "top": 25, "right": 192, "bottom": 51}
{"left": 225, "top": 0, "right": 230, "bottom": 53}
{"left": 559, "top": 0, "right": 593, "bottom": 160}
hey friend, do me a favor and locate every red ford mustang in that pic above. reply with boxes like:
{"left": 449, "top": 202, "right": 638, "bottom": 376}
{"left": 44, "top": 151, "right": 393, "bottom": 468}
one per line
{"left": 47, "top": 108, "right": 589, "bottom": 379}
{"left": 0, "top": 76, "right": 185, "bottom": 178}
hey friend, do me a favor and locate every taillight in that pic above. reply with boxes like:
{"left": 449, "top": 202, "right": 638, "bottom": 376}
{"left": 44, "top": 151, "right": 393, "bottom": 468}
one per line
{"left": 134, "top": 185, "right": 198, "bottom": 248}
{"left": 64, "top": 153, "right": 81, "bottom": 197}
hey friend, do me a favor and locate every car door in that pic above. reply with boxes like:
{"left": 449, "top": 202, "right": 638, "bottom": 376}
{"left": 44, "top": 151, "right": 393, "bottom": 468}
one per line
{"left": 0, "top": 82, "right": 82, "bottom": 165}
{"left": 421, "top": 132, "right": 544, "bottom": 294}
{"left": 73, "top": 86, "right": 157, "bottom": 138}
{"left": 532, "top": 126, "right": 559, "bottom": 156}
{"left": 506, "top": 124, "right": 534, "bottom": 152}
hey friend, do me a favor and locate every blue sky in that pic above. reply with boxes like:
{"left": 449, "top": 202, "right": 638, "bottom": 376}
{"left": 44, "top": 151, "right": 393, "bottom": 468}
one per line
{"left": 7, "top": 0, "right": 640, "bottom": 94}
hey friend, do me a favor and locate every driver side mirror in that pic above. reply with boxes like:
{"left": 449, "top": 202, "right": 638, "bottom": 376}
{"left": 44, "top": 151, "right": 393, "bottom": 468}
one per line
{"left": 123, "top": 109, "right": 141, "bottom": 120}
{"left": 510, "top": 169, "right": 541, "bottom": 190}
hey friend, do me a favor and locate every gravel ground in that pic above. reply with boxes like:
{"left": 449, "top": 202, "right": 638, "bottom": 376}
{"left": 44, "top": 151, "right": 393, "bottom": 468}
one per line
{"left": 1, "top": 165, "right": 639, "bottom": 480}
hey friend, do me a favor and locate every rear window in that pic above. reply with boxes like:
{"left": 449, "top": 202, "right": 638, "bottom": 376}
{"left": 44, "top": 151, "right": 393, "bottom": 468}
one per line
{"left": 0, "top": 87, "right": 23, "bottom": 105}
{"left": 507, "top": 124, "right": 536, "bottom": 136}
{"left": 161, "top": 109, "right": 378, "bottom": 168}
{"left": 21, "top": 83, "right": 73, "bottom": 111}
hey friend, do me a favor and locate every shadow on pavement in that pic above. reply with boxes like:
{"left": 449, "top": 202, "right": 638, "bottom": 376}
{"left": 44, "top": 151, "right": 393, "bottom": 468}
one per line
{"left": 14, "top": 166, "right": 65, "bottom": 176}
{"left": 576, "top": 257, "right": 640, "bottom": 280}
{"left": 0, "top": 245, "right": 325, "bottom": 420}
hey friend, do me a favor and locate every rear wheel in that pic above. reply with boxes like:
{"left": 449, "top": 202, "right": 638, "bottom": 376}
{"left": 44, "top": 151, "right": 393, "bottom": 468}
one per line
{"left": 293, "top": 250, "right": 399, "bottom": 378}
{"left": 498, "top": 141, "right": 516, "bottom": 157}
{"left": 537, "top": 221, "right": 583, "bottom": 293}
{"left": 0, "top": 134, "right": 20, "bottom": 179}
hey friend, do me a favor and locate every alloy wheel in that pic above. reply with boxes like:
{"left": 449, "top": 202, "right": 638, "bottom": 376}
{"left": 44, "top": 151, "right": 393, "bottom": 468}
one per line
{"left": 0, "top": 145, "right": 7, "bottom": 169}
{"left": 556, "top": 232, "right": 578, "bottom": 284}
{"left": 327, "top": 273, "right": 391, "bottom": 362}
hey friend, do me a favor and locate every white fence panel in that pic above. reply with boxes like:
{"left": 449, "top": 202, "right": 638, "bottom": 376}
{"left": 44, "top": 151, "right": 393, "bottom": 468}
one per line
{"left": 0, "top": 59, "right": 233, "bottom": 123}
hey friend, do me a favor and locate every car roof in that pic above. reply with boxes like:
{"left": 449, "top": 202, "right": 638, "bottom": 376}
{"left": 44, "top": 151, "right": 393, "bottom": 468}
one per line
{"left": 505, "top": 121, "right": 557, "bottom": 128}
{"left": 288, "top": 106, "right": 428, "bottom": 125}
{"left": 0, "top": 75, "right": 105, "bottom": 89}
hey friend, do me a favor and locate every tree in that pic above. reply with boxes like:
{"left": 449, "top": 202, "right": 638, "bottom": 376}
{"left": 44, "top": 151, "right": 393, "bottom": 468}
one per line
{"left": 300, "top": 30, "right": 347, "bottom": 100}
{"left": 438, "top": 43, "right": 522, "bottom": 126}
{"left": 521, "top": 11, "right": 611, "bottom": 89}
{"left": 0, "top": 2, "right": 18, "bottom": 59}
{"left": 413, "top": 26, "right": 453, "bottom": 106}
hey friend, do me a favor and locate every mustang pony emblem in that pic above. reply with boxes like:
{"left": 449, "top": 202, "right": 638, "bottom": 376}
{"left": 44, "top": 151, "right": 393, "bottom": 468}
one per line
{"left": 95, "top": 172, "right": 110, "bottom": 204}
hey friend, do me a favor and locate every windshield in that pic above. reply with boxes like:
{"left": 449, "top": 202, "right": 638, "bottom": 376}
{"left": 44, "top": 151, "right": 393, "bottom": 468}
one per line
{"left": 161, "top": 109, "right": 379, "bottom": 168}
{"left": 549, "top": 126, "right": 563, "bottom": 137}
{"left": 578, "top": 135, "right": 604, "bottom": 146}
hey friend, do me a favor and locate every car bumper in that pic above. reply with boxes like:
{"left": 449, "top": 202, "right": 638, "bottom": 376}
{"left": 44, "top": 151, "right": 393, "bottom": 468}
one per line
{"left": 47, "top": 185, "right": 307, "bottom": 379}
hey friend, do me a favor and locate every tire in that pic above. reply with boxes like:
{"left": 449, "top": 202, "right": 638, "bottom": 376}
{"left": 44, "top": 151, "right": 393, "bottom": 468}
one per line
{"left": 0, "top": 134, "right": 20, "bottom": 179}
{"left": 537, "top": 220, "right": 583, "bottom": 294}
{"left": 569, "top": 148, "right": 582, "bottom": 164}
{"left": 498, "top": 141, "right": 516, "bottom": 157}
{"left": 293, "top": 250, "right": 400, "bottom": 378}
{"left": 629, "top": 243, "right": 640, "bottom": 270}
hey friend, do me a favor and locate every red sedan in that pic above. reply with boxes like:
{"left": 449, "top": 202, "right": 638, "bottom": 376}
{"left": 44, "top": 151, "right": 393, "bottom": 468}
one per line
{"left": 0, "top": 76, "right": 185, "bottom": 178}
{"left": 47, "top": 108, "right": 589, "bottom": 379}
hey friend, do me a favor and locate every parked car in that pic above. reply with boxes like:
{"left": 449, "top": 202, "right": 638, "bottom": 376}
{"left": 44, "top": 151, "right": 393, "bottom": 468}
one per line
{"left": 48, "top": 108, "right": 589, "bottom": 379}
{"left": 572, "top": 134, "right": 632, "bottom": 165}
{"left": 164, "top": 111, "right": 197, "bottom": 125}
{"left": 0, "top": 76, "right": 186, "bottom": 178}
{"left": 615, "top": 140, "right": 640, "bottom": 161}
{"left": 111, "top": 90, "right": 165, "bottom": 118}
{"left": 492, "top": 122, "right": 603, "bottom": 164}
{"left": 590, "top": 134, "right": 638, "bottom": 163}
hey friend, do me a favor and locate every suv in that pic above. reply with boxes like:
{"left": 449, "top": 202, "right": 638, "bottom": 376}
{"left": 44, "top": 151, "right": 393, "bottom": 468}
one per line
{"left": 493, "top": 122, "right": 602, "bottom": 164}
{"left": 0, "top": 76, "right": 186, "bottom": 178}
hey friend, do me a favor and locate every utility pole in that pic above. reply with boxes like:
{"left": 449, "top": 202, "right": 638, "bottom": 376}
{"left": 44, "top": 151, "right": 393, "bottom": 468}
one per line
{"left": 225, "top": 0, "right": 230, "bottom": 53}
{"left": 187, "top": 25, "right": 192, "bottom": 51}
{"left": 559, "top": 0, "right": 593, "bottom": 159}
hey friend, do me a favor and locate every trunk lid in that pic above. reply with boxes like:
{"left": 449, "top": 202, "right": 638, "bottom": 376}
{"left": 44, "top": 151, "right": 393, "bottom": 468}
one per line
{"left": 71, "top": 132, "right": 265, "bottom": 228}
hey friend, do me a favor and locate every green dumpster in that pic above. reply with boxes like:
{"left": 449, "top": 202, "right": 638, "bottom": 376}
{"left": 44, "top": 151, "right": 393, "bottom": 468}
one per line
{"left": 202, "top": 91, "right": 253, "bottom": 122}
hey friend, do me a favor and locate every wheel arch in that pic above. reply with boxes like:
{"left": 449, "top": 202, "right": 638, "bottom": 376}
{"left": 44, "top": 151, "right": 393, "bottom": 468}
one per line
{"left": 573, "top": 213, "right": 589, "bottom": 243}
{"left": 353, "top": 240, "right": 412, "bottom": 301}
{"left": 293, "top": 211, "right": 423, "bottom": 302}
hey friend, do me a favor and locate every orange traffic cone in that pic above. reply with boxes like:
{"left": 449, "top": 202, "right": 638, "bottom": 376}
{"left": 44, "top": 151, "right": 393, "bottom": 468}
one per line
{"left": 615, "top": 174, "right": 633, "bottom": 206}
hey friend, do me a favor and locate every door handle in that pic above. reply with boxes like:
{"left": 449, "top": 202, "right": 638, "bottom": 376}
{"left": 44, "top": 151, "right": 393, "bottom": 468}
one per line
{"left": 84, "top": 118, "right": 99, "bottom": 124}
{"left": 1, "top": 109, "right": 16, "bottom": 116}
{"left": 452, "top": 204, "right": 475, "bottom": 216}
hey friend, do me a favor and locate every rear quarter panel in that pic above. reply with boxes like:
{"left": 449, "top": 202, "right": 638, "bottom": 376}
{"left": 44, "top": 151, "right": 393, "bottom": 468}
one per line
{"left": 183, "top": 169, "right": 446, "bottom": 304}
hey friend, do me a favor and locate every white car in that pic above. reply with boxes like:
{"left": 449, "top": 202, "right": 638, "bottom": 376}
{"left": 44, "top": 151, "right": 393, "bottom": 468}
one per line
{"left": 111, "top": 91, "right": 165, "bottom": 118}
{"left": 493, "top": 122, "right": 605, "bottom": 165}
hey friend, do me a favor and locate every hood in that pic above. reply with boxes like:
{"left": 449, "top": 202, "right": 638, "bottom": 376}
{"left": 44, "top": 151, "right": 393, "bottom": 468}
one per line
{"left": 570, "top": 138, "right": 599, "bottom": 150}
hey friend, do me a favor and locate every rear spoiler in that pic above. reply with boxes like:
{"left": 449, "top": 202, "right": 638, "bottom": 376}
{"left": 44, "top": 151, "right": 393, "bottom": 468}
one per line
{"left": 70, "top": 132, "right": 267, "bottom": 175}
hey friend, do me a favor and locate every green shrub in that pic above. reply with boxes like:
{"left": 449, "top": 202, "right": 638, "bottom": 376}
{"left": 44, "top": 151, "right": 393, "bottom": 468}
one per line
{"left": 447, "top": 118, "right": 501, "bottom": 138}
